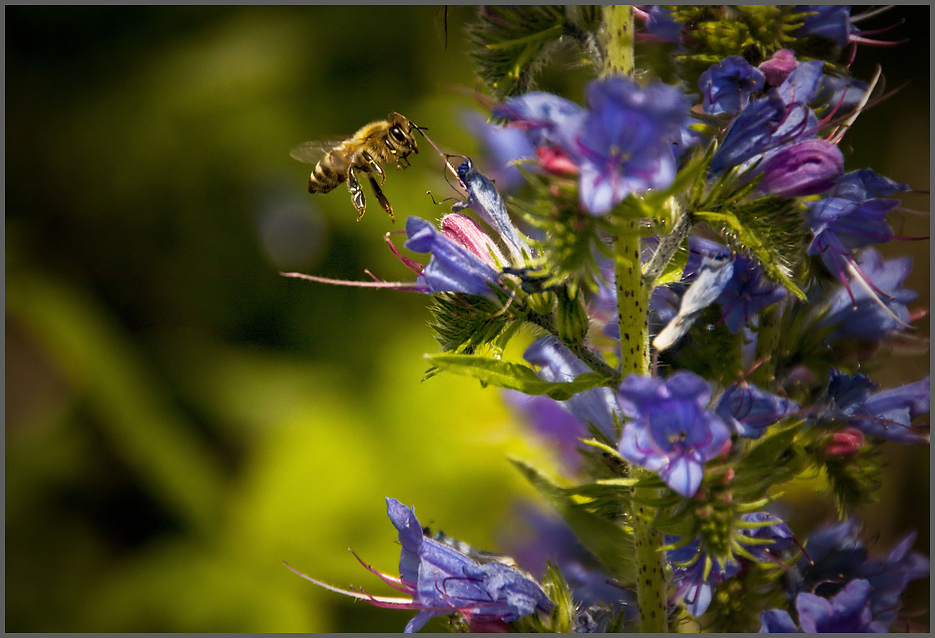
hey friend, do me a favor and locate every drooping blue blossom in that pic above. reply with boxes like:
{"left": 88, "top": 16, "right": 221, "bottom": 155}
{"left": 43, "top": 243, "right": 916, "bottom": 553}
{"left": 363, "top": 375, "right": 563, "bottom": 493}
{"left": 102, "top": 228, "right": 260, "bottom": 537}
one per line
{"left": 386, "top": 497, "right": 555, "bottom": 632}
{"left": 404, "top": 215, "right": 502, "bottom": 299}
{"left": 805, "top": 197, "right": 899, "bottom": 282}
{"left": 699, "top": 56, "right": 766, "bottom": 115}
{"left": 524, "top": 336, "right": 620, "bottom": 440}
{"left": 287, "top": 498, "right": 553, "bottom": 633}
{"left": 577, "top": 77, "right": 693, "bottom": 214}
{"left": 668, "top": 536, "right": 741, "bottom": 616}
{"left": 618, "top": 371, "right": 731, "bottom": 497}
{"left": 819, "top": 248, "right": 917, "bottom": 341}
{"left": 463, "top": 111, "right": 536, "bottom": 192}
{"left": 827, "top": 168, "right": 911, "bottom": 202}
{"left": 823, "top": 368, "right": 930, "bottom": 444}
{"left": 795, "top": 5, "right": 854, "bottom": 47}
{"left": 495, "top": 78, "right": 693, "bottom": 215}
{"left": 451, "top": 158, "right": 531, "bottom": 264}
{"left": 709, "top": 61, "right": 824, "bottom": 176}
{"left": 716, "top": 383, "right": 799, "bottom": 439}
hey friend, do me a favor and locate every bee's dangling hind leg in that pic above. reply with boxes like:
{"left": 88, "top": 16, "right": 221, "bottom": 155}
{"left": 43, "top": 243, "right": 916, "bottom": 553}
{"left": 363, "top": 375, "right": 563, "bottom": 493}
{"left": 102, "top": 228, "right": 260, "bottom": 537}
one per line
{"left": 347, "top": 168, "right": 367, "bottom": 221}
{"left": 368, "top": 175, "right": 395, "bottom": 223}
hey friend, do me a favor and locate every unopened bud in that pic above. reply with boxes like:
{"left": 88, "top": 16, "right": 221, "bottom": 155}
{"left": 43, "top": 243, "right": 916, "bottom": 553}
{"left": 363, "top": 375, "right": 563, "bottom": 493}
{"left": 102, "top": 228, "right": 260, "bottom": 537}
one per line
{"left": 555, "top": 286, "right": 589, "bottom": 346}
{"left": 824, "top": 427, "right": 864, "bottom": 456}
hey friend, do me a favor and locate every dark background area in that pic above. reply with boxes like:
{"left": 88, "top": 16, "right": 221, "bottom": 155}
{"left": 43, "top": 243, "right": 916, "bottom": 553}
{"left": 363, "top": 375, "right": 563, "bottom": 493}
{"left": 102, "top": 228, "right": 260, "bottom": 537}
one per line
{"left": 6, "top": 6, "right": 929, "bottom": 631}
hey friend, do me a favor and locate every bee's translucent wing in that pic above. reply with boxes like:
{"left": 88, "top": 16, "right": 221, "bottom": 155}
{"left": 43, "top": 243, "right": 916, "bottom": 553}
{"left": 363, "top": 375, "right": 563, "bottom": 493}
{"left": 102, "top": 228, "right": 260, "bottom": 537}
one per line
{"left": 289, "top": 140, "right": 343, "bottom": 165}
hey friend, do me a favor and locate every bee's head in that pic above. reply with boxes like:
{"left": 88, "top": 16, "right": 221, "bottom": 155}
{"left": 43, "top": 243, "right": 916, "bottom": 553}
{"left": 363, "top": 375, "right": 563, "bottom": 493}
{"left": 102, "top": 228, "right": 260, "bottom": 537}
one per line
{"left": 388, "top": 112, "right": 419, "bottom": 154}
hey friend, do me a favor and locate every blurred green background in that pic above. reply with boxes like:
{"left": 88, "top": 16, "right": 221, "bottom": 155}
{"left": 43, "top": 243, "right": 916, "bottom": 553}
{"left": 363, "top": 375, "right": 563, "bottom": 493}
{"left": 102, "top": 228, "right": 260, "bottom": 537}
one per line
{"left": 6, "top": 6, "right": 929, "bottom": 632}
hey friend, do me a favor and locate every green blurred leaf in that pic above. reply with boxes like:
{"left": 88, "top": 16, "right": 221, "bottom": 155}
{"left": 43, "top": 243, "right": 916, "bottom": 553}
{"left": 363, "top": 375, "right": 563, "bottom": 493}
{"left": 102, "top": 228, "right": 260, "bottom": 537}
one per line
{"left": 6, "top": 272, "right": 226, "bottom": 533}
{"left": 425, "top": 353, "right": 608, "bottom": 400}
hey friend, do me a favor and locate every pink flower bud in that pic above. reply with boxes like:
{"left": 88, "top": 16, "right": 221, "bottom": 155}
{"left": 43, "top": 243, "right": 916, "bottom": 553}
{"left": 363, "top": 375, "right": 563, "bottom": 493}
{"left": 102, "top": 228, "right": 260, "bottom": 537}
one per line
{"left": 440, "top": 213, "right": 507, "bottom": 268}
{"left": 824, "top": 427, "right": 864, "bottom": 456}
{"left": 536, "top": 145, "right": 580, "bottom": 177}
{"left": 758, "top": 49, "right": 798, "bottom": 87}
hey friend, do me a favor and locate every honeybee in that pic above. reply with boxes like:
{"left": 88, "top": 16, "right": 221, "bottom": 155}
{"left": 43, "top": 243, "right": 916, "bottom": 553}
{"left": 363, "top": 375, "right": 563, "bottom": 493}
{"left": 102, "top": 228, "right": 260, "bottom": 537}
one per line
{"left": 290, "top": 112, "right": 420, "bottom": 222}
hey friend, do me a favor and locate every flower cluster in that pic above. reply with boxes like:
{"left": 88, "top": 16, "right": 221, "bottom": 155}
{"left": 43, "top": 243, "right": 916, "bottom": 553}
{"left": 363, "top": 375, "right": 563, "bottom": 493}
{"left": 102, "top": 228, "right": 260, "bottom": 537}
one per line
{"left": 285, "top": 5, "right": 928, "bottom": 633}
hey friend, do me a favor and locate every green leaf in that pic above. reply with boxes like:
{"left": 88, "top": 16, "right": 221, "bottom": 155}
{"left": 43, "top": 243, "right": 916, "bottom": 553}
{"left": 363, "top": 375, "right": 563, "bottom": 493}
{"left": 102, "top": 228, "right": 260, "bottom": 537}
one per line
{"left": 511, "top": 459, "right": 637, "bottom": 584}
{"left": 425, "top": 353, "right": 609, "bottom": 400}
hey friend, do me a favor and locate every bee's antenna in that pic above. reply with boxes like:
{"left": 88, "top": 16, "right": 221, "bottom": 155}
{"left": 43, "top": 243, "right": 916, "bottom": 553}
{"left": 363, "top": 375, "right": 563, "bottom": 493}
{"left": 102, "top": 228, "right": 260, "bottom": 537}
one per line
{"left": 414, "top": 127, "right": 461, "bottom": 181}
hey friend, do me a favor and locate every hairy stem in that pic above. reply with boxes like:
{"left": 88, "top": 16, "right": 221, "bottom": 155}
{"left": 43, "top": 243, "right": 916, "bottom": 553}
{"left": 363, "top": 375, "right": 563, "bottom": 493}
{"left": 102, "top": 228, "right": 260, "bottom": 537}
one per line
{"left": 603, "top": 5, "right": 669, "bottom": 632}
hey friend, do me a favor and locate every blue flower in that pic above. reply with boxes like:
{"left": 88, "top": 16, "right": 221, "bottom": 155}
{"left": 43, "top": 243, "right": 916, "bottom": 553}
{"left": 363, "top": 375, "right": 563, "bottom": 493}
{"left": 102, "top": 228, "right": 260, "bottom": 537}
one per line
{"left": 524, "top": 336, "right": 620, "bottom": 440}
{"left": 577, "top": 77, "right": 692, "bottom": 214}
{"left": 668, "top": 536, "right": 741, "bottom": 616}
{"left": 824, "top": 369, "right": 930, "bottom": 444}
{"left": 404, "top": 215, "right": 501, "bottom": 299}
{"left": 451, "top": 158, "right": 531, "bottom": 265}
{"left": 716, "top": 383, "right": 798, "bottom": 439}
{"left": 759, "top": 608, "right": 799, "bottom": 632}
{"left": 855, "top": 531, "right": 931, "bottom": 626}
{"left": 805, "top": 198, "right": 899, "bottom": 282}
{"left": 492, "top": 91, "right": 587, "bottom": 151}
{"left": 827, "top": 168, "right": 911, "bottom": 202}
{"left": 795, "top": 5, "right": 854, "bottom": 47}
{"left": 709, "top": 61, "right": 824, "bottom": 176}
{"left": 819, "top": 248, "right": 917, "bottom": 342}
{"left": 738, "top": 512, "right": 795, "bottom": 562}
{"left": 617, "top": 371, "right": 731, "bottom": 497}
{"left": 699, "top": 56, "right": 766, "bottom": 115}
{"left": 286, "top": 498, "right": 554, "bottom": 633}
{"left": 796, "top": 579, "right": 887, "bottom": 632}
{"left": 714, "top": 256, "right": 788, "bottom": 334}
{"left": 788, "top": 517, "right": 929, "bottom": 628}
{"left": 463, "top": 111, "right": 536, "bottom": 192}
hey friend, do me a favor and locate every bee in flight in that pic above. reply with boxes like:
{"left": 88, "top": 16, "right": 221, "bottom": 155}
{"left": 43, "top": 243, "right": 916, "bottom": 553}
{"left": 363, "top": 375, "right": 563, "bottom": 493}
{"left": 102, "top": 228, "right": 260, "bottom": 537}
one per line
{"left": 290, "top": 112, "right": 420, "bottom": 222}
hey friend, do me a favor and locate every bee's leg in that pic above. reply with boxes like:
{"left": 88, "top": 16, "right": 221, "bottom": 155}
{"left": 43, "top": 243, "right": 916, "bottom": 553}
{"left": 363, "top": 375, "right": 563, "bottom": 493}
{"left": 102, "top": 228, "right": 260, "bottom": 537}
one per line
{"left": 367, "top": 174, "right": 395, "bottom": 223}
{"left": 347, "top": 168, "right": 367, "bottom": 221}
{"left": 362, "top": 151, "right": 387, "bottom": 185}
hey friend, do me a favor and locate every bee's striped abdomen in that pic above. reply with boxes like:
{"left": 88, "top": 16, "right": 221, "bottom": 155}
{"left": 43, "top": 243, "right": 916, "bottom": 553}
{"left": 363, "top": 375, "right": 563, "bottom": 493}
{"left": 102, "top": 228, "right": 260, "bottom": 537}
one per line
{"left": 308, "top": 152, "right": 347, "bottom": 194}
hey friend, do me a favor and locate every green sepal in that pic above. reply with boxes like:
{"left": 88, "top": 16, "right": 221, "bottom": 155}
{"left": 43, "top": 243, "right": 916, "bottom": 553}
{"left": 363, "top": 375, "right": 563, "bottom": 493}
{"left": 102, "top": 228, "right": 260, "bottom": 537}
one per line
{"left": 466, "top": 6, "right": 575, "bottom": 99}
{"left": 695, "top": 208, "right": 807, "bottom": 300}
{"left": 427, "top": 292, "right": 518, "bottom": 355}
{"left": 425, "top": 353, "right": 610, "bottom": 400}
{"left": 511, "top": 458, "right": 638, "bottom": 585}
{"left": 733, "top": 425, "right": 805, "bottom": 500}
{"left": 511, "top": 562, "right": 577, "bottom": 633}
